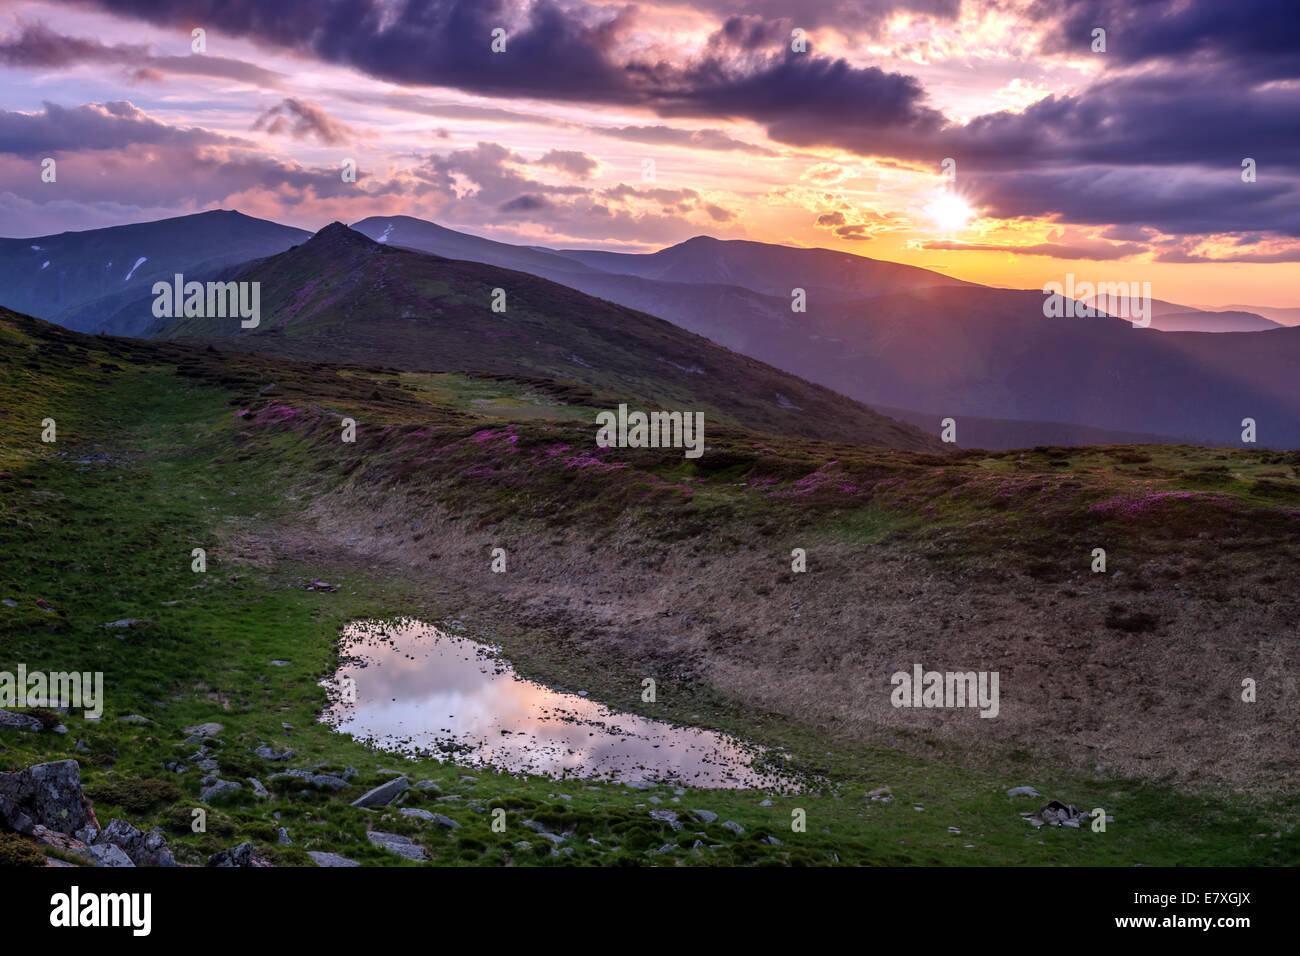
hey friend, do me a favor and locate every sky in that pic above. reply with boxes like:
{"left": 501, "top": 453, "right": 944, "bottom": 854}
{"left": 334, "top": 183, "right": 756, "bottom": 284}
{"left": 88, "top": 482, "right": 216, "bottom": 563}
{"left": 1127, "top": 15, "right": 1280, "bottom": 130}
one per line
{"left": 1, "top": 0, "right": 1297, "bottom": 307}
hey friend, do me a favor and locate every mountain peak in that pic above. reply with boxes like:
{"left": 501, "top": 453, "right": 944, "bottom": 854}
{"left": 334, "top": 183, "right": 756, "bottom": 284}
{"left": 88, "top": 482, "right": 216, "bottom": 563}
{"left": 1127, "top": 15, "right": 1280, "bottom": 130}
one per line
{"left": 309, "top": 221, "right": 378, "bottom": 249}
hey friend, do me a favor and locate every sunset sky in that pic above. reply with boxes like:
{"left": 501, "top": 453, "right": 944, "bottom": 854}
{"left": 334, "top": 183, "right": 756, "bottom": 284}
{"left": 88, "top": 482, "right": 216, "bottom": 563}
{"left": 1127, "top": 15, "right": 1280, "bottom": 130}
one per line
{"left": 1, "top": 0, "right": 1297, "bottom": 306}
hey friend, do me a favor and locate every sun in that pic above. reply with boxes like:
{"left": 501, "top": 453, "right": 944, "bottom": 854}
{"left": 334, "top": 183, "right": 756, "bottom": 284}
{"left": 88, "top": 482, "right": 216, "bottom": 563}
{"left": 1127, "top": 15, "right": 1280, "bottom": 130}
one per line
{"left": 925, "top": 192, "right": 975, "bottom": 232}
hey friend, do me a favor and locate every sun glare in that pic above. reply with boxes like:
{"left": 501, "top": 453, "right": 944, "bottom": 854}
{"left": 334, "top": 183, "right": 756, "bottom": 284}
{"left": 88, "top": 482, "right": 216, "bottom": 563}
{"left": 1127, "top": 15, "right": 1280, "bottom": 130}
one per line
{"left": 926, "top": 193, "right": 975, "bottom": 232}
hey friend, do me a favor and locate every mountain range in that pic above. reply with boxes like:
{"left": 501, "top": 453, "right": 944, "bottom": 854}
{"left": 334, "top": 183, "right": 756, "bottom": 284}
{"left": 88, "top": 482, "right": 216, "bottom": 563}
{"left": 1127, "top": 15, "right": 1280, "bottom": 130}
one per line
{"left": 3, "top": 209, "right": 1298, "bottom": 449}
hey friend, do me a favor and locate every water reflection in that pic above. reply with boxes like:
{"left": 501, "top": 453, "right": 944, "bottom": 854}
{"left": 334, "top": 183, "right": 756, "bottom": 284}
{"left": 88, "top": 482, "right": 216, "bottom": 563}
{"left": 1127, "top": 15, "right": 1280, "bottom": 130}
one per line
{"left": 322, "top": 619, "right": 791, "bottom": 789}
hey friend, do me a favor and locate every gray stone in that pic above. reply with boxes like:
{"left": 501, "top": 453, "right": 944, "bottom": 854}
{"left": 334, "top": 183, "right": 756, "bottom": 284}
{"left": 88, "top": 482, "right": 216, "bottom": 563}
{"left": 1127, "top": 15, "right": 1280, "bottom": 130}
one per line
{"left": 0, "top": 709, "right": 43, "bottom": 732}
{"left": 758, "top": 799, "right": 773, "bottom": 807}
{"left": 268, "top": 769, "right": 347, "bottom": 791}
{"left": 1006, "top": 786, "right": 1041, "bottom": 797}
{"left": 721, "top": 820, "right": 745, "bottom": 835}
{"left": 760, "top": 834, "right": 782, "bottom": 846}
{"left": 649, "top": 809, "right": 682, "bottom": 830}
{"left": 690, "top": 809, "right": 718, "bottom": 824}
{"left": 368, "top": 831, "right": 427, "bottom": 861}
{"left": 277, "top": 827, "right": 292, "bottom": 846}
{"left": 414, "top": 780, "right": 441, "bottom": 792}
{"left": 253, "top": 745, "right": 295, "bottom": 762}
{"left": 207, "top": 842, "right": 274, "bottom": 867}
{"left": 103, "top": 619, "right": 149, "bottom": 629}
{"left": 248, "top": 777, "right": 269, "bottom": 798}
{"left": 199, "top": 779, "right": 241, "bottom": 803}
{"left": 0, "top": 759, "right": 92, "bottom": 835}
{"left": 351, "top": 776, "right": 409, "bottom": 808}
{"left": 117, "top": 715, "right": 153, "bottom": 725}
{"left": 270, "top": 660, "right": 291, "bottom": 667}
{"left": 184, "top": 722, "right": 224, "bottom": 738}
{"left": 98, "top": 819, "right": 176, "bottom": 867}
{"left": 308, "top": 851, "right": 358, "bottom": 867}
{"left": 398, "top": 808, "right": 435, "bottom": 822}
{"left": 85, "top": 843, "right": 135, "bottom": 867}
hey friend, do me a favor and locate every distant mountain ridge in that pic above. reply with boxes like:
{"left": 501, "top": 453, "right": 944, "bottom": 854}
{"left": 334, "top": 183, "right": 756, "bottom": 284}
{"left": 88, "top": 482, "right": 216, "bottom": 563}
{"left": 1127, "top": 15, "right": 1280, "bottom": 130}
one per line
{"left": 155, "top": 222, "right": 941, "bottom": 450}
{"left": 0, "top": 210, "right": 310, "bottom": 336}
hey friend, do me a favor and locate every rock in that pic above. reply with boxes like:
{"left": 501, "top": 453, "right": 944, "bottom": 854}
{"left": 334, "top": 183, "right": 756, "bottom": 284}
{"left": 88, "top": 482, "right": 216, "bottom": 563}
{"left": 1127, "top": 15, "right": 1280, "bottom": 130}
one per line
{"left": 305, "top": 579, "right": 338, "bottom": 592}
{"left": 52, "top": 725, "right": 67, "bottom": 734}
{"left": 281, "top": 722, "right": 294, "bottom": 731}
{"left": 0, "top": 709, "right": 43, "bottom": 732}
{"left": 651, "top": 844, "right": 675, "bottom": 855}
{"left": 342, "top": 767, "right": 358, "bottom": 780}
{"left": 0, "top": 759, "right": 93, "bottom": 835}
{"left": 103, "top": 619, "right": 149, "bottom": 629}
{"left": 760, "top": 835, "right": 782, "bottom": 846}
{"left": 351, "top": 776, "right": 409, "bottom": 808}
{"left": 198, "top": 779, "right": 241, "bottom": 803}
{"left": 248, "top": 777, "right": 269, "bottom": 798}
{"left": 1006, "top": 786, "right": 1041, "bottom": 797}
{"left": 117, "top": 715, "right": 153, "bottom": 725}
{"left": 270, "top": 660, "right": 290, "bottom": 667}
{"left": 649, "top": 809, "right": 682, "bottom": 830}
{"left": 98, "top": 819, "right": 176, "bottom": 867}
{"left": 184, "top": 722, "right": 224, "bottom": 738}
{"left": 758, "top": 799, "right": 773, "bottom": 807}
{"left": 277, "top": 827, "right": 292, "bottom": 846}
{"left": 648, "top": 795, "right": 662, "bottom": 804}
{"left": 268, "top": 769, "right": 347, "bottom": 791}
{"left": 85, "top": 843, "right": 135, "bottom": 867}
{"left": 253, "top": 745, "right": 295, "bottom": 762}
{"left": 207, "top": 842, "right": 274, "bottom": 867}
{"left": 368, "top": 831, "right": 427, "bottom": 861}
{"left": 308, "top": 851, "right": 358, "bottom": 867}
{"left": 866, "top": 787, "right": 891, "bottom": 798}
{"left": 513, "top": 841, "right": 532, "bottom": 850}
{"left": 398, "top": 808, "right": 435, "bottom": 822}
{"left": 414, "top": 780, "right": 441, "bottom": 792}
{"left": 690, "top": 809, "right": 718, "bottom": 824}
{"left": 1, "top": 598, "right": 16, "bottom": 607}
{"left": 721, "top": 820, "right": 744, "bottom": 835}
{"left": 522, "top": 820, "right": 565, "bottom": 844}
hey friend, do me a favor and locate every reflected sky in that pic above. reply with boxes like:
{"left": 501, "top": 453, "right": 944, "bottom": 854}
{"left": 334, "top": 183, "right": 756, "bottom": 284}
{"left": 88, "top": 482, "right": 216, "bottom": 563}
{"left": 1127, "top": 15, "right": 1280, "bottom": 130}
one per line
{"left": 321, "top": 619, "right": 791, "bottom": 789}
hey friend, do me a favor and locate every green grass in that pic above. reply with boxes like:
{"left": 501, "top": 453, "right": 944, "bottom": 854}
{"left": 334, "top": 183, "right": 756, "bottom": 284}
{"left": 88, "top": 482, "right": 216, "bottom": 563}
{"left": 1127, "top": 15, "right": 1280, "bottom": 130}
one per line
{"left": 1, "top": 311, "right": 1296, "bottom": 866}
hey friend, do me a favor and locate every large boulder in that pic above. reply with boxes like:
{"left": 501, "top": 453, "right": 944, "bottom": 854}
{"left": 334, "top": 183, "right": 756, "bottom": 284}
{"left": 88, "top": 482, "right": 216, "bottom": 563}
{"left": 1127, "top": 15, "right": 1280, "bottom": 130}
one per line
{"left": 98, "top": 819, "right": 176, "bottom": 867}
{"left": 351, "top": 776, "right": 408, "bottom": 808}
{"left": 0, "top": 760, "right": 93, "bottom": 835}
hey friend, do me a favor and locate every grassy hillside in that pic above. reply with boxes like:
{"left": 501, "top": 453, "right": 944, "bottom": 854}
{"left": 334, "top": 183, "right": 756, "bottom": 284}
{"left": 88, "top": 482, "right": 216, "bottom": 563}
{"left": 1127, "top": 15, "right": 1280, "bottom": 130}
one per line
{"left": 154, "top": 223, "right": 938, "bottom": 451}
{"left": 2, "top": 307, "right": 1297, "bottom": 867}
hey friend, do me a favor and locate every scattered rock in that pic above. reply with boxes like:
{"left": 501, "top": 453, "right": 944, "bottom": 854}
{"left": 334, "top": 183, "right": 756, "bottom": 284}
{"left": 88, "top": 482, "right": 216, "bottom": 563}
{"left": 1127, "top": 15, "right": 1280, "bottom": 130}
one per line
{"left": 198, "top": 779, "right": 241, "bottom": 803}
{"left": 414, "top": 780, "right": 441, "bottom": 793}
{"left": 270, "top": 660, "right": 291, "bottom": 667}
{"left": 305, "top": 579, "right": 338, "bottom": 592}
{"left": 268, "top": 769, "right": 347, "bottom": 791}
{"left": 649, "top": 809, "right": 682, "bottom": 830}
{"left": 1006, "top": 786, "right": 1041, "bottom": 798}
{"left": 760, "top": 835, "right": 782, "bottom": 846}
{"left": 690, "top": 809, "right": 718, "bottom": 824}
{"left": 102, "top": 619, "right": 149, "bottom": 629}
{"left": 368, "top": 831, "right": 427, "bottom": 861}
{"left": 117, "top": 715, "right": 153, "bottom": 725}
{"left": 721, "top": 820, "right": 744, "bottom": 835}
{"left": 758, "top": 799, "right": 773, "bottom": 807}
{"left": 308, "top": 851, "right": 358, "bottom": 867}
{"left": 207, "top": 842, "right": 274, "bottom": 867}
{"left": 351, "top": 776, "right": 409, "bottom": 808}
{"left": 253, "top": 745, "right": 295, "bottom": 762}
{"left": 277, "top": 827, "right": 292, "bottom": 846}
{"left": 0, "top": 709, "right": 43, "bottom": 732}
{"left": 399, "top": 808, "right": 435, "bottom": 822}
{"left": 184, "top": 722, "right": 224, "bottom": 738}
{"left": 248, "top": 777, "right": 269, "bottom": 798}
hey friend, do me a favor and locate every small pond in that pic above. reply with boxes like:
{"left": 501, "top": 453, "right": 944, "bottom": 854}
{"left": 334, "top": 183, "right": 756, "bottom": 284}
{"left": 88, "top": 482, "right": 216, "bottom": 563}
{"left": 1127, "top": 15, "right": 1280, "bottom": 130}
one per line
{"left": 322, "top": 619, "right": 793, "bottom": 789}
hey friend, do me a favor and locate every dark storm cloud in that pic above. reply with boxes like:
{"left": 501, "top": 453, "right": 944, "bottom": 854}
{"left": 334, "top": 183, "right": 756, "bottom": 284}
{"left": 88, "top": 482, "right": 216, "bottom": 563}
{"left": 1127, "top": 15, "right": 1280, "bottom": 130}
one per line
{"left": 0, "top": 22, "right": 283, "bottom": 85}
{"left": 1029, "top": 0, "right": 1300, "bottom": 82}
{"left": 36, "top": 0, "right": 1300, "bottom": 240}
{"left": 0, "top": 100, "right": 247, "bottom": 156}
